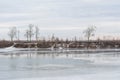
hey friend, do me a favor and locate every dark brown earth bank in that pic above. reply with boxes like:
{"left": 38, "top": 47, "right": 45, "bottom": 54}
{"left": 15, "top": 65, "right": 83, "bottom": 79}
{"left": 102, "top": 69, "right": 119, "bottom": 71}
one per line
{"left": 0, "top": 40, "right": 120, "bottom": 49}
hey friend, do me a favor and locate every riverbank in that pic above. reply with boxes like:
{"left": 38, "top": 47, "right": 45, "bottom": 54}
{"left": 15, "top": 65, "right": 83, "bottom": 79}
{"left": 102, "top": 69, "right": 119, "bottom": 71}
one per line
{"left": 0, "top": 40, "right": 120, "bottom": 49}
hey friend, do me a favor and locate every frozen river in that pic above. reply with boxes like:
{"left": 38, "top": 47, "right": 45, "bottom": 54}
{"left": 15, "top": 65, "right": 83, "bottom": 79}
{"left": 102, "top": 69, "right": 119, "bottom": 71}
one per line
{"left": 0, "top": 47, "right": 120, "bottom": 80}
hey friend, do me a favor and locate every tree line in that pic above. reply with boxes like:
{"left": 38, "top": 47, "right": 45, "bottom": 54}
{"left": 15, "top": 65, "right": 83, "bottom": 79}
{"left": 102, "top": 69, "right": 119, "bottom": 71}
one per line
{"left": 8, "top": 24, "right": 40, "bottom": 42}
{"left": 8, "top": 24, "right": 96, "bottom": 42}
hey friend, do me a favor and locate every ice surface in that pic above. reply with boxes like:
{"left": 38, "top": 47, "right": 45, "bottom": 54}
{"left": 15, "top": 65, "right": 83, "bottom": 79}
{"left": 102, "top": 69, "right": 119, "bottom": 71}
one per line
{"left": 0, "top": 48, "right": 120, "bottom": 80}
{"left": 13, "top": 71, "right": 120, "bottom": 80}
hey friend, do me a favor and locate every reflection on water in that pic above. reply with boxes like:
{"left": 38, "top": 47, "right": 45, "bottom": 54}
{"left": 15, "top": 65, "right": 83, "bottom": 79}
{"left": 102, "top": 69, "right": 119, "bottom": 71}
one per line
{"left": 0, "top": 48, "right": 120, "bottom": 80}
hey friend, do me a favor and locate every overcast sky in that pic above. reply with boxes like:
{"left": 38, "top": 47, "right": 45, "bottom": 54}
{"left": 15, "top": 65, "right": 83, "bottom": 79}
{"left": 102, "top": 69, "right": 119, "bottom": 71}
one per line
{"left": 0, "top": 0, "right": 120, "bottom": 40}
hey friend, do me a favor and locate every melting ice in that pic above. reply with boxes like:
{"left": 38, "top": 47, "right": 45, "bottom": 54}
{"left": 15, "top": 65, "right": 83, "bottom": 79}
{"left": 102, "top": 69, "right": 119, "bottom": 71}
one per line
{"left": 0, "top": 47, "right": 120, "bottom": 80}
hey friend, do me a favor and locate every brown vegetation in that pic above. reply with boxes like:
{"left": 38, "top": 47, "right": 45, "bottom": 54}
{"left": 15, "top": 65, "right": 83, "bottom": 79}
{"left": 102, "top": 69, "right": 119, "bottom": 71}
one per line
{"left": 0, "top": 40, "right": 120, "bottom": 49}
{"left": 0, "top": 40, "right": 13, "bottom": 48}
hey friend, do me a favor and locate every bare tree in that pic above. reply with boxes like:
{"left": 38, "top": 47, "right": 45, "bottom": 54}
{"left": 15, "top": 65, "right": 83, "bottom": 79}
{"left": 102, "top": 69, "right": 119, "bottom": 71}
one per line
{"left": 83, "top": 26, "right": 96, "bottom": 41}
{"left": 16, "top": 30, "right": 20, "bottom": 41}
{"left": 51, "top": 34, "right": 55, "bottom": 42}
{"left": 35, "top": 26, "right": 40, "bottom": 41}
{"left": 24, "top": 30, "right": 29, "bottom": 41}
{"left": 8, "top": 27, "right": 17, "bottom": 41}
{"left": 28, "top": 24, "right": 34, "bottom": 41}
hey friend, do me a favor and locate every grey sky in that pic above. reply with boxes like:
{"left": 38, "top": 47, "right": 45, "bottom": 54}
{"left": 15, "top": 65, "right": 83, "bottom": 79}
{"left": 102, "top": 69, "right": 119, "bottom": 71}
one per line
{"left": 0, "top": 0, "right": 120, "bottom": 40}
